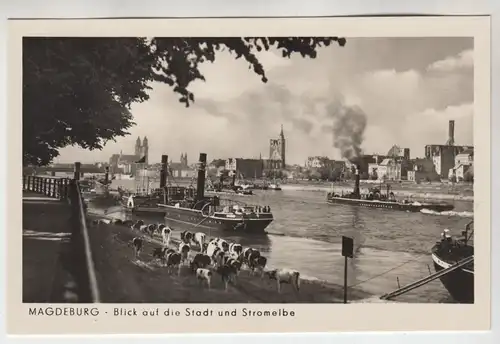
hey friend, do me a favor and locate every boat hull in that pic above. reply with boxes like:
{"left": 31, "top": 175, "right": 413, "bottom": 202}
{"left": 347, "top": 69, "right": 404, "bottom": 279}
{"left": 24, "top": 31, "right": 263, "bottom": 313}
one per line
{"left": 327, "top": 197, "right": 454, "bottom": 212}
{"left": 432, "top": 252, "right": 474, "bottom": 303}
{"left": 126, "top": 205, "right": 273, "bottom": 235}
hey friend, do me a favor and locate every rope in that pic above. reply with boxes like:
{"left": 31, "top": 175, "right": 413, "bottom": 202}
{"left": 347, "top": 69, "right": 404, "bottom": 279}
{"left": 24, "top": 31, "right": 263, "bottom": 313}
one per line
{"left": 348, "top": 255, "right": 423, "bottom": 288}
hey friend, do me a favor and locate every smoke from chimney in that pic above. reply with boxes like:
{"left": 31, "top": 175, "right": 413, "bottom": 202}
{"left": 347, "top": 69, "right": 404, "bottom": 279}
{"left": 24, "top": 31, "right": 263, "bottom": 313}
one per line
{"left": 327, "top": 99, "right": 368, "bottom": 163}
{"left": 447, "top": 120, "right": 455, "bottom": 146}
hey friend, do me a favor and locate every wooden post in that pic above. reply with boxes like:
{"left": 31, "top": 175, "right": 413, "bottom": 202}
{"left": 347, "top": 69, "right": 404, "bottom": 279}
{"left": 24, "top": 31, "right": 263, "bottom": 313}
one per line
{"left": 43, "top": 178, "right": 48, "bottom": 195}
{"left": 397, "top": 276, "right": 401, "bottom": 289}
{"left": 23, "top": 175, "right": 26, "bottom": 190}
{"left": 74, "top": 162, "right": 81, "bottom": 181}
{"left": 35, "top": 177, "right": 39, "bottom": 193}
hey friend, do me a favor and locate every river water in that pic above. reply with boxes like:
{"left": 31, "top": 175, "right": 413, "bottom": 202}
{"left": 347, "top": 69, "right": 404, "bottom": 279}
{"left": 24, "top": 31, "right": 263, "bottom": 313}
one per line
{"left": 89, "top": 179, "right": 474, "bottom": 303}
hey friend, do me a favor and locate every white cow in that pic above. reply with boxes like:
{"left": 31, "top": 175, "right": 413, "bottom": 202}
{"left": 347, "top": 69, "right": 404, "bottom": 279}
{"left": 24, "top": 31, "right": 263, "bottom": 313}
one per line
{"left": 264, "top": 268, "right": 300, "bottom": 294}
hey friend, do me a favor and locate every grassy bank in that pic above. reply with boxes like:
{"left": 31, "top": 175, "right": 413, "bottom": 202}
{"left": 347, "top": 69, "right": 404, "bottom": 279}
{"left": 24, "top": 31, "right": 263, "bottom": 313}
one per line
{"left": 87, "top": 218, "right": 372, "bottom": 303}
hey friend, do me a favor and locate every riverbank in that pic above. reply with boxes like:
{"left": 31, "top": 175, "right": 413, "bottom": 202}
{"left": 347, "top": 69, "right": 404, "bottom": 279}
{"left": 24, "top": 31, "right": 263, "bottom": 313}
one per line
{"left": 87, "top": 216, "right": 372, "bottom": 303}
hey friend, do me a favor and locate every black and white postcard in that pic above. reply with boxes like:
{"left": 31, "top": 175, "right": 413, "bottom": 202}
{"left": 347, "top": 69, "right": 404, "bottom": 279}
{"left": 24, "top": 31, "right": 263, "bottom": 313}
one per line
{"left": 7, "top": 16, "right": 491, "bottom": 334}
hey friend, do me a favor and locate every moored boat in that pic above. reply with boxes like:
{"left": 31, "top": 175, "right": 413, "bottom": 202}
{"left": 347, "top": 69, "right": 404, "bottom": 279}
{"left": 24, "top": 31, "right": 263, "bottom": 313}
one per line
{"left": 122, "top": 153, "right": 273, "bottom": 234}
{"left": 327, "top": 165, "right": 455, "bottom": 212}
{"left": 431, "top": 221, "right": 474, "bottom": 303}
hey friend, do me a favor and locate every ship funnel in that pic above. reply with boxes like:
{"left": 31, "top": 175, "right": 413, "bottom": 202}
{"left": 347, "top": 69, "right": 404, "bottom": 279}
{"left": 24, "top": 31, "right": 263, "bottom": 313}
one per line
{"left": 159, "top": 154, "right": 168, "bottom": 188}
{"left": 354, "top": 165, "right": 361, "bottom": 197}
{"left": 196, "top": 153, "right": 207, "bottom": 201}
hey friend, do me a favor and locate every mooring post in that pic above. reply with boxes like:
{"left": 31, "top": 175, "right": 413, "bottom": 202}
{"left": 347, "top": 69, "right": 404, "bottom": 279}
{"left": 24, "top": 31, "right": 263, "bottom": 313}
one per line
{"left": 427, "top": 264, "right": 432, "bottom": 275}
{"left": 397, "top": 276, "right": 401, "bottom": 289}
{"left": 74, "top": 162, "right": 81, "bottom": 181}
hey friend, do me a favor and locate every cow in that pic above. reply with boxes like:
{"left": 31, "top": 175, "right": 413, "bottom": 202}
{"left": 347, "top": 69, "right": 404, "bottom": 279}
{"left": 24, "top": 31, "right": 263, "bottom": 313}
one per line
{"left": 165, "top": 252, "right": 182, "bottom": 275}
{"left": 264, "top": 268, "right": 300, "bottom": 294}
{"left": 201, "top": 243, "right": 209, "bottom": 254}
{"left": 243, "top": 248, "right": 261, "bottom": 267}
{"left": 129, "top": 237, "right": 144, "bottom": 259}
{"left": 211, "top": 247, "right": 226, "bottom": 268}
{"left": 190, "top": 253, "right": 212, "bottom": 272}
{"left": 131, "top": 220, "right": 145, "bottom": 231}
{"left": 223, "top": 257, "right": 243, "bottom": 276}
{"left": 193, "top": 232, "right": 206, "bottom": 251}
{"left": 229, "top": 243, "right": 243, "bottom": 257}
{"left": 180, "top": 231, "right": 194, "bottom": 244}
{"left": 147, "top": 224, "right": 157, "bottom": 236}
{"left": 139, "top": 224, "right": 149, "bottom": 234}
{"left": 196, "top": 268, "right": 212, "bottom": 289}
{"left": 178, "top": 242, "right": 191, "bottom": 265}
{"left": 248, "top": 256, "right": 267, "bottom": 277}
{"left": 216, "top": 264, "right": 238, "bottom": 291}
{"left": 161, "top": 226, "right": 172, "bottom": 247}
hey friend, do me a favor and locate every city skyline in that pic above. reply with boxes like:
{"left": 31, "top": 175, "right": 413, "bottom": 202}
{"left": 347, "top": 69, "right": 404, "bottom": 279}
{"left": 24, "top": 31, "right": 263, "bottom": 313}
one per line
{"left": 56, "top": 37, "right": 473, "bottom": 165}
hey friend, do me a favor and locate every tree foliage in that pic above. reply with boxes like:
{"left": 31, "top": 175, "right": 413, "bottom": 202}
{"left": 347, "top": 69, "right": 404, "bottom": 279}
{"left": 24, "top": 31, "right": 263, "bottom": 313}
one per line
{"left": 23, "top": 36, "right": 346, "bottom": 166}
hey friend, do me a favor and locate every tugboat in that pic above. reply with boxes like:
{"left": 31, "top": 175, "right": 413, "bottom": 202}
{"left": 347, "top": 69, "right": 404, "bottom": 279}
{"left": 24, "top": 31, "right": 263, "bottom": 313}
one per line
{"left": 431, "top": 221, "right": 474, "bottom": 303}
{"left": 327, "top": 165, "right": 455, "bottom": 212}
{"left": 123, "top": 153, "right": 273, "bottom": 234}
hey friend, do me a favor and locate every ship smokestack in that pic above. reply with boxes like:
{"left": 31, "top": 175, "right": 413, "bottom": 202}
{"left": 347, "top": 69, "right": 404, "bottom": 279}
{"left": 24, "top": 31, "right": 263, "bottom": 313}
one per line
{"left": 231, "top": 171, "right": 236, "bottom": 187}
{"left": 447, "top": 120, "right": 455, "bottom": 146}
{"left": 159, "top": 154, "right": 168, "bottom": 188}
{"left": 196, "top": 153, "right": 207, "bottom": 201}
{"left": 354, "top": 165, "right": 360, "bottom": 197}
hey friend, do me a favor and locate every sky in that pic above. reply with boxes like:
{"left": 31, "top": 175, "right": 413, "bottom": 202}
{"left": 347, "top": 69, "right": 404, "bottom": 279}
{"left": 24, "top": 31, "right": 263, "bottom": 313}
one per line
{"left": 56, "top": 37, "right": 474, "bottom": 165}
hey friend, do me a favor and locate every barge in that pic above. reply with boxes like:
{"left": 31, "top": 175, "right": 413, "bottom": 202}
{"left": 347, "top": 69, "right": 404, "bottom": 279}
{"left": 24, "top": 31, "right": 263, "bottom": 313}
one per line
{"left": 122, "top": 153, "right": 273, "bottom": 234}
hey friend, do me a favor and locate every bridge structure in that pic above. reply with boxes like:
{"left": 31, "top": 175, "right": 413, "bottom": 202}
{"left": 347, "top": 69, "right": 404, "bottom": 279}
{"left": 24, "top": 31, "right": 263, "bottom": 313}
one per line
{"left": 23, "top": 163, "right": 105, "bottom": 177}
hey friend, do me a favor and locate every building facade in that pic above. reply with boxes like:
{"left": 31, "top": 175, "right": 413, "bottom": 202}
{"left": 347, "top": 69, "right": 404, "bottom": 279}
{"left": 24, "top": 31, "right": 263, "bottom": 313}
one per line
{"left": 368, "top": 158, "right": 402, "bottom": 181}
{"left": 407, "top": 158, "right": 440, "bottom": 182}
{"left": 226, "top": 158, "right": 264, "bottom": 179}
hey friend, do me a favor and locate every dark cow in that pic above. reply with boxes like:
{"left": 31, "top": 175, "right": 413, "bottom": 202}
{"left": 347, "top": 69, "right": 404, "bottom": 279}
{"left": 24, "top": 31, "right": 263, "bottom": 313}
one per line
{"left": 165, "top": 252, "right": 182, "bottom": 275}
{"left": 248, "top": 256, "right": 267, "bottom": 276}
{"left": 180, "top": 231, "right": 194, "bottom": 244}
{"left": 190, "top": 253, "right": 212, "bottom": 272}
{"left": 216, "top": 264, "right": 238, "bottom": 291}
{"left": 129, "top": 237, "right": 144, "bottom": 259}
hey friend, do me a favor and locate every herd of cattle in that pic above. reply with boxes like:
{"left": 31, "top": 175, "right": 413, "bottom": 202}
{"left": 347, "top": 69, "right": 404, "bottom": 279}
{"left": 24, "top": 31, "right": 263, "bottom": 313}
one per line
{"left": 92, "top": 218, "right": 301, "bottom": 294}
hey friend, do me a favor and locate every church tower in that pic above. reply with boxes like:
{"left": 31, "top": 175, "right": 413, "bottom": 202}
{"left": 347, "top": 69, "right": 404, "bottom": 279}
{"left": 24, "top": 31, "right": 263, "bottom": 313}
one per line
{"left": 142, "top": 136, "right": 149, "bottom": 164}
{"left": 135, "top": 136, "right": 141, "bottom": 156}
{"left": 278, "top": 124, "right": 286, "bottom": 168}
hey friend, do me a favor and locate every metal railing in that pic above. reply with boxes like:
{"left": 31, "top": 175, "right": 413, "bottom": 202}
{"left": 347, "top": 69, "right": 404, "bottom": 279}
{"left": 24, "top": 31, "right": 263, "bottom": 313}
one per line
{"left": 23, "top": 174, "right": 100, "bottom": 303}
{"left": 23, "top": 175, "right": 70, "bottom": 199}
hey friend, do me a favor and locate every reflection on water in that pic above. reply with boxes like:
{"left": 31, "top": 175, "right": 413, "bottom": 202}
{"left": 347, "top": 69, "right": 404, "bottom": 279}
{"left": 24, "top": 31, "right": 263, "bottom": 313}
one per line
{"left": 89, "top": 181, "right": 473, "bottom": 302}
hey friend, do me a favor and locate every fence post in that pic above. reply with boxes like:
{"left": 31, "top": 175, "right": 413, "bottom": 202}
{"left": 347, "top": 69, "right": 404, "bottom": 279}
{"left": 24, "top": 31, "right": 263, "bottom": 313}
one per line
{"left": 34, "top": 177, "right": 38, "bottom": 193}
{"left": 43, "top": 178, "right": 48, "bottom": 196}
{"left": 49, "top": 178, "right": 54, "bottom": 198}
{"left": 23, "top": 175, "right": 26, "bottom": 190}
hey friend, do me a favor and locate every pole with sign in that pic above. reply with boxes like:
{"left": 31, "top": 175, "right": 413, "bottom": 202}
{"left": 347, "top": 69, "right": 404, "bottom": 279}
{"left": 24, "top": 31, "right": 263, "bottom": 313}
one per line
{"left": 342, "top": 235, "right": 354, "bottom": 304}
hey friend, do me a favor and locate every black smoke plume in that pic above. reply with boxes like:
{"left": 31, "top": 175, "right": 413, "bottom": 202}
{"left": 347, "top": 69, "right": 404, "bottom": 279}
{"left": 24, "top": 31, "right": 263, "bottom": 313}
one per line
{"left": 327, "top": 99, "right": 367, "bottom": 163}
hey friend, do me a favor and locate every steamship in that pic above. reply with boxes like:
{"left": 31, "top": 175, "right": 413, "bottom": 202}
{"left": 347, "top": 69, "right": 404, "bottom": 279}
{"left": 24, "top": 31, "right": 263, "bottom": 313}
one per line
{"left": 122, "top": 153, "right": 273, "bottom": 234}
{"left": 327, "top": 167, "right": 455, "bottom": 212}
{"left": 431, "top": 221, "right": 474, "bottom": 303}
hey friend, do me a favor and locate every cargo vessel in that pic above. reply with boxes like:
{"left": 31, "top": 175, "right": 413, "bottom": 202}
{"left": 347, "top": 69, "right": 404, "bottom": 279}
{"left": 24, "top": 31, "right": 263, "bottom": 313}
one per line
{"left": 327, "top": 166, "right": 455, "bottom": 212}
{"left": 122, "top": 153, "right": 273, "bottom": 234}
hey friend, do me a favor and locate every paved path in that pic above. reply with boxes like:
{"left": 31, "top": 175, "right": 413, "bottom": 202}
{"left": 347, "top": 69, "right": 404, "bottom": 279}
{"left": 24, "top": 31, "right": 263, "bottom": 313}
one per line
{"left": 22, "top": 191, "right": 75, "bottom": 302}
